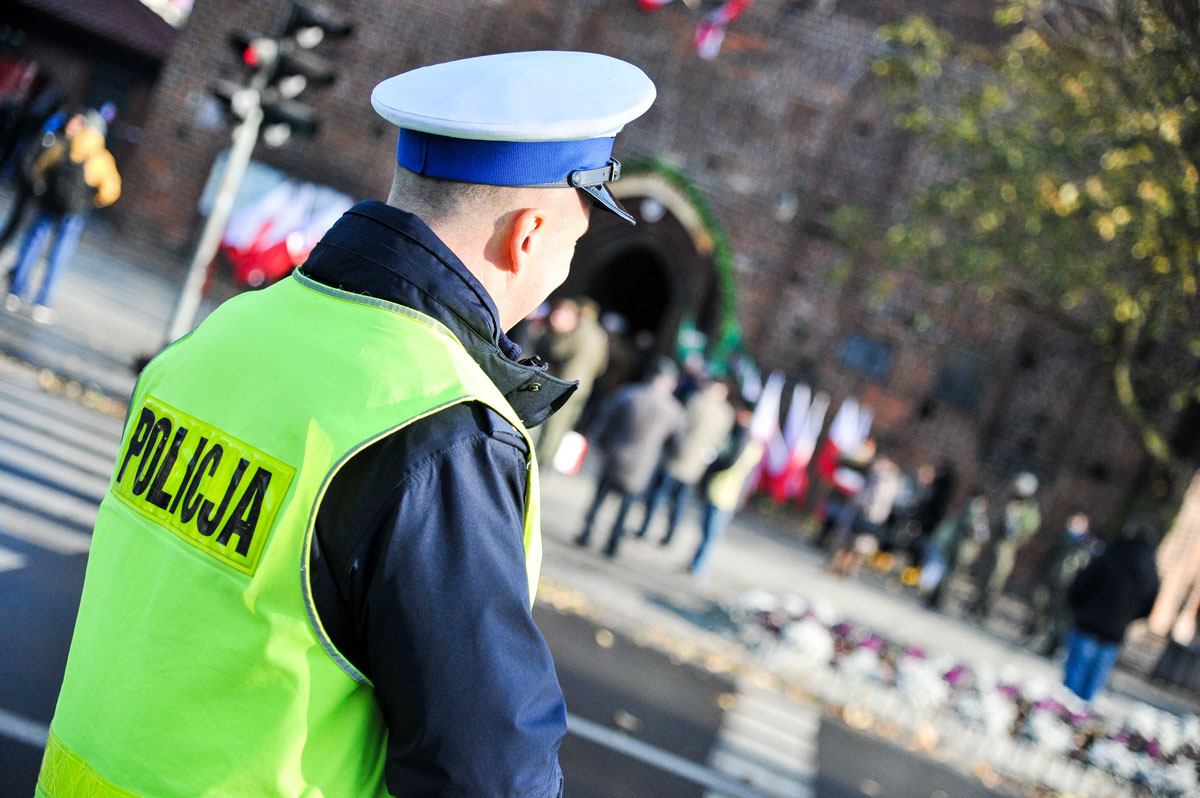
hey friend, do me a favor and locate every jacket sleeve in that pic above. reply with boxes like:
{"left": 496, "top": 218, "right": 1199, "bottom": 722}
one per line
{"left": 311, "top": 403, "right": 565, "bottom": 797}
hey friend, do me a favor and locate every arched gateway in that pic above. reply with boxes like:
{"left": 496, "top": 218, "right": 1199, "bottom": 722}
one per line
{"left": 554, "top": 166, "right": 738, "bottom": 366}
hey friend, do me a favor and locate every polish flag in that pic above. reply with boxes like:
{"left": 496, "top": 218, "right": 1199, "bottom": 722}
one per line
{"left": 783, "top": 387, "right": 830, "bottom": 504}
{"left": 746, "top": 371, "right": 785, "bottom": 501}
{"left": 695, "top": 0, "right": 755, "bottom": 59}
{"left": 815, "top": 397, "right": 874, "bottom": 495}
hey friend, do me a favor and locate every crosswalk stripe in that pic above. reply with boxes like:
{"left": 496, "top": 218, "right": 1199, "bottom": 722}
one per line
{"left": 0, "top": 546, "right": 26, "bottom": 572}
{"left": 0, "top": 440, "right": 111, "bottom": 502}
{"left": 0, "top": 401, "right": 119, "bottom": 460}
{"left": 0, "top": 504, "right": 93, "bottom": 554}
{"left": 0, "top": 706, "right": 49, "bottom": 749}
{"left": 0, "top": 378, "right": 125, "bottom": 438}
{"left": 567, "top": 713, "right": 770, "bottom": 798}
{"left": 0, "top": 419, "right": 116, "bottom": 479}
{"left": 0, "top": 469, "right": 100, "bottom": 532}
{"left": 705, "top": 678, "right": 817, "bottom": 798}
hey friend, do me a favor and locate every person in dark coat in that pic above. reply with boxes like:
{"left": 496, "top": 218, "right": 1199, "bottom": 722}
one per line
{"left": 1024, "top": 511, "right": 1094, "bottom": 656}
{"left": 906, "top": 460, "right": 956, "bottom": 567}
{"left": 1063, "top": 521, "right": 1160, "bottom": 701}
{"left": 574, "top": 361, "right": 685, "bottom": 557}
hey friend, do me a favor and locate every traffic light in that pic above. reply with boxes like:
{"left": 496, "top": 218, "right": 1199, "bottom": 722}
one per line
{"left": 211, "top": 1, "right": 352, "bottom": 144}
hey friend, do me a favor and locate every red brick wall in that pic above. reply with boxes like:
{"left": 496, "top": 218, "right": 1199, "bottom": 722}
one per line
{"left": 118, "top": 0, "right": 1147, "bottom": 548}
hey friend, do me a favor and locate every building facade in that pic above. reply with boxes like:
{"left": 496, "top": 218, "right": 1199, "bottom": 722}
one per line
{"left": 115, "top": 0, "right": 1150, "bottom": 582}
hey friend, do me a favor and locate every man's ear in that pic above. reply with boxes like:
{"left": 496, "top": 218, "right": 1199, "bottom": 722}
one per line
{"left": 507, "top": 208, "right": 546, "bottom": 276}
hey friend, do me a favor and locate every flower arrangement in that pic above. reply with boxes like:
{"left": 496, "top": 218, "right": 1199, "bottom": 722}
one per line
{"left": 723, "top": 590, "right": 1200, "bottom": 797}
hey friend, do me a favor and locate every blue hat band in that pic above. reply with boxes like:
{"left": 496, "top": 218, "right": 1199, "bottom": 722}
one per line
{"left": 396, "top": 129, "right": 615, "bottom": 187}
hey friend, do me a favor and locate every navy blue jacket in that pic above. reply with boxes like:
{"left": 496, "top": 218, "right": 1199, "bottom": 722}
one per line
{"left": 300, "top": 201, "right": 575, "bottom": 797}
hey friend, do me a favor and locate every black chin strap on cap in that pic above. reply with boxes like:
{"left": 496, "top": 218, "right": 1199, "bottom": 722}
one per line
{"left": 578, "top": 183, "right": 635, "bottom": 225}
{"left": 567, "top": 159, "right": 635, "bottom": 225}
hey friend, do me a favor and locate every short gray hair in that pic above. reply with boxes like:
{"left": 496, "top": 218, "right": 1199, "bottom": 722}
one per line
{"left": 387, "top": 165, "right": 524, "bottom": 225}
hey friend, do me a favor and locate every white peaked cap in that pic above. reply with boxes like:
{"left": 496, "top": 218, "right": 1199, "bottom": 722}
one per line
{"left": 371, "top": 51, "right": 657, "bottom": 224}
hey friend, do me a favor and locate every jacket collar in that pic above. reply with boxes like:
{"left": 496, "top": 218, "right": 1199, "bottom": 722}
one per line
{"left": 298, "top": 200, "right": 575, "bottom": 428}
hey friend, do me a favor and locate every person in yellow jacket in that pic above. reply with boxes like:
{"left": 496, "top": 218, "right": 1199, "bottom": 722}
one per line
{"left": 39, "top": 53, "right": 655, "bottom": 798}
{"left": 6, "top": 109, "right": 120, "bottom": 323}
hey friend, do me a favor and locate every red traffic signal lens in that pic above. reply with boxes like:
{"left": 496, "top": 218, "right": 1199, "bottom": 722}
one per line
{"left": 243, "top": 45, "right": 260, "bottom": 67}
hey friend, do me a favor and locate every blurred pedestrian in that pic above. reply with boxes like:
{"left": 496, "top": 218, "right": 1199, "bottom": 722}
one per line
{"left": 1063, "top": 521, "right": 1160, "bottom": 701}
{"left": 6, "top": 110, "right": 120, "bottom": 322}
{"left": 689, "top": 401, "right": 760, "bottom": 578}
{"left": 535, "top": 296, "right": 609, "bottom": 463}
{"left": 906, "top": 460, "right": 956, "bottom": 567}
{"left": 575, "top": 361, "right": 685, "bottom": 557}
{"left": 638, "top": 376, "right": 735, "bottom": 545}
{"left": 921, "top": 491, "right": 989, "bottom": 609}
{"left": 968, "top": 471, "right": 1041, "bottom": 619}
{"left": 0, "top": 86, "right": 65, "bottom": 250}
{"left": 41, "top": 51, "right": 655, "bottom": 797}
{"left": 1024, "top": 511, "right": 1094, "bottom": 656}
{"left": 828, "top": 455, "right": 902, "bottom": 578}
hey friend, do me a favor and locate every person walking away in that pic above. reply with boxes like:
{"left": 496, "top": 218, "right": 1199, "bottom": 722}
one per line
{"left": 638, "top": 377, "right": 735, "bottom": 545}
{"left": 40, "top": 52, "right": 656, "bottom": 797}
{"left": 1063, "top": 522, "right": 1160, "bottom": 701}
{"left": 6, "top": 110, "right": 120, "bottom": 323}
{"left": 535, "top": 296, "right": 609, "bottom": 463}
{"left": 907, "top": 460, "right": 956, "bottom": 568}
{"left": 969, "top": 471, "right": 1041, "bottom": 619}
{"left": 828, "top": 456, "right": 902, "bottom": 578}
{"left": 1025, "top": 511, "right": 1094, "bottom": 656}
{"left": 689, "top": 402, "right": 760, "bottom": 577}
{"left": 575, "top": 361, "right": 684, "bottom": 558}
{"left": 921, "top": 492, "right": 989, "bottom": 610}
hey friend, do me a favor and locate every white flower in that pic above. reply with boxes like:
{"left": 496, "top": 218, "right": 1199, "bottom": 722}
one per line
{"left": 1026, "top": 709, "right": 1075, "bottom": 755}
{"left": 809, "top": 597, "right": 840, "bottom": 626}
{"left": 1090, "top": 739, "right": 1139, "bottom": 780}
{"left": 737, "top": 589, "right": 777, "bottom": 615}
{"left": 1125, "top": 704, "right": 1160, "bottom": 740}
{"left": 979, "top": 690, "right": 1017, "bottom": 736}
{"left": 840, "top": 646, "right": 881, "bottom": 680}
{"left": 1160, "top": 760, "right": 1199, "bottom": 796}
{"left": 895, "top": 655, "right": 949, "bottom": 710}
{"left": 1181, "top": 714, "right": 1200, "bottom": 747}
{"left": 781, "top": 593, "right": 807, "bottom": 618}
{"left": 781, "top": 618, "right": 835, "bottom": 666}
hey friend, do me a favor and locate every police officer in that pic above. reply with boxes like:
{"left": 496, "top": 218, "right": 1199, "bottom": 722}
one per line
{"left": 40, "top": 51, "right": 655, "bottom": 797}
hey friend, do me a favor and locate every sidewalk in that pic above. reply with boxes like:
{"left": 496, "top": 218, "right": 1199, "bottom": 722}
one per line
{"left": 2, "top": 210, "right": 1196, "bottom": 790}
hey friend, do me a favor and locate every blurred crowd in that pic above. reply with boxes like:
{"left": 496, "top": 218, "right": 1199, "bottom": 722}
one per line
{"left": 0, "top": 47, "right": 121, "bottom": 324}
{"left": 522, "top": 295, "right": 1162, "bottom": 703}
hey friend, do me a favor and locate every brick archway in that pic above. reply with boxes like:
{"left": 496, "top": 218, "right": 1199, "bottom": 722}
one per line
{"left": 556, "top": 172, "right": 725, "bottom": 358}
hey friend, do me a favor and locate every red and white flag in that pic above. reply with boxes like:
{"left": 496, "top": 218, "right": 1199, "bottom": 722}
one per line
{"left": 816, "top": 397, "right": 874, "bottom": 495}
{"left": 695, "top": 0, "right": 755, "bottom": 59}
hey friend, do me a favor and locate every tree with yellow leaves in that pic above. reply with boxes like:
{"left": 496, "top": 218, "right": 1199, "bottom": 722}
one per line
{"left": 854, "top": 0, "right": 1200, "bottom": 493}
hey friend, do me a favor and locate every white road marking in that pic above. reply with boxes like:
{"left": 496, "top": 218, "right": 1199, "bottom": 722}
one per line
{"left": 0, "top": 707, "right": 49, "bottom": 748}
{"left": 566, "top": 712, "right": 770, "bottom": 798}
{"left": 0, "top": 546, "right": 26, "bottom": 572}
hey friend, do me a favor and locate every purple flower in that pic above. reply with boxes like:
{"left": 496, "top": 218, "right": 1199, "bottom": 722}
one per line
{"left": 1145, "top": 740, "right": 1161, "bottom": 759}
{"left": 906, "top": 647, "right": 926, "bottom": 659}
{"left": 944, "top": 665, "right": 968, "bottom": 686}
{"left": 997, "top": 684, "right": 1021, "bottom": 698}
{"left": 860, "top": 636, "right": 885, "bottom": 652}
{"left": 831, "top": 622, "right": 853, "bottom": 638}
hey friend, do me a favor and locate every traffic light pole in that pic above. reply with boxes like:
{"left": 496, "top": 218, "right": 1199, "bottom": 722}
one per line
{"left": 162, "top": 100, "right": 264, "bottom": 346}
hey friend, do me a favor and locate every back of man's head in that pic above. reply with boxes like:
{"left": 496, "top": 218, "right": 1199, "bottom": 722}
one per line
{"left": 388, "top": 166, "right": 528, "bottom": 230}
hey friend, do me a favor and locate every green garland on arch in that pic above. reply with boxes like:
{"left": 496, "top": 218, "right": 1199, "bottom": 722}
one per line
{"left": 622, "top": 157, "right": 743, "bottom": 372}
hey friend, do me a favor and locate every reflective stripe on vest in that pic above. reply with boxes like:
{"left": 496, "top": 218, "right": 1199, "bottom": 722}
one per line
{"left": 39, "top": 273, "right": 542, "bottom": 797}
